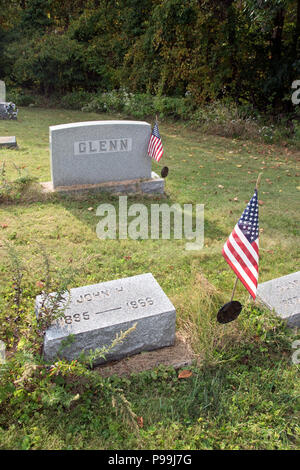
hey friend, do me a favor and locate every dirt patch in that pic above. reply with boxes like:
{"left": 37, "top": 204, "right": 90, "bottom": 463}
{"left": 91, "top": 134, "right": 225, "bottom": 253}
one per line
{"left": 95, "top": 333, "right": 196, "bottom": 378}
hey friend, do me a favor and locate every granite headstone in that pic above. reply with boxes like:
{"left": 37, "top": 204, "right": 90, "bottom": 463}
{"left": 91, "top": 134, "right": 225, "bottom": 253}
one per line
{"left": 0, "top": 340, "right": 5, "bottom": 364}
{"left": 45, "top": 120, "right": 164, "bottom": 194}
{"left": 0, "top": 81, "right": 5, "bottom": 102}
{"left": 36, "top": 273, "right": 176, "bottom": 364}
{"left": 257, "top": 271, "right": 300, "bottom": 327}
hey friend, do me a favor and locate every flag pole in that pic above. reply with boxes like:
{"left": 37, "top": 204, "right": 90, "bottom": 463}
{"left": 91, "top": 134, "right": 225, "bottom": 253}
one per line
{"left": 230, "top": 172, "right": 262, "bottom": 302}
{"left": 230, "top": 276, "right": 239, "bottom": 301}
{"left": 256, "top": 172, "right": 262, "bottom": 191}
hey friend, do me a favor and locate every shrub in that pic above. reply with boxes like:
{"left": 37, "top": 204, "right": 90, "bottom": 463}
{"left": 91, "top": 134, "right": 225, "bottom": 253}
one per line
{"left": 190, "top": 101, "right": 261, "bottom": 139}
{"left": 83, "top": 90, "right": 125, "bottom": 114}
{"left": 123, "top": 93, "right": 155, "bottom": 119}
{"left": 0, "top": 161, "right": 38, "bottom": 203}
{"left": 6, "top": 89, "right": 35, "bottom": 107}
{"left": 60, "top": 91, "right": 92, "bottom": 110}
{"left": 153, "top": 95, "right": 195, "bottom": 120}
{"left": 83, "top": 90, "right": 195, "bottom": 120}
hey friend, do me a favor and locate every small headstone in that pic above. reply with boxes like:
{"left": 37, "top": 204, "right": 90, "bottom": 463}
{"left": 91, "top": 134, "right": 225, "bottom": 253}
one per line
{"left": 0, "top": 81, "right": 5, "bottom": 102}
{"left": 257, "top": 271, "right": 300, "bottom": 327}
{"left": 0, "top": 136, "right": 18, "bottom": 149}
{"left": 36, "top": 273, "right": 176, "bottom": 364}
{"left": 45, "top": 121, "right": 164, "bottom": 194}
{"left": 0, "top": 340, "right": 6, "bottom": 364}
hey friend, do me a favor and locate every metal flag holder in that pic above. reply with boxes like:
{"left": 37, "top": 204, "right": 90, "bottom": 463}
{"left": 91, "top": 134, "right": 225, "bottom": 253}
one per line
{"left": 161, "top": 166, "right": 169, "bottom": 178}
{"left": 217, "top": 173, "right": 262, "bottom": 324}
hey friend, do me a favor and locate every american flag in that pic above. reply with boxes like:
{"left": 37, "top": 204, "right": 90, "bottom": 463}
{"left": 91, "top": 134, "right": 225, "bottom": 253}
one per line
{"left": 148, "top": 121, "right": 164, "bottom": 162}
{"left": 222, "top": 189, "right": 259, "bottom": 299}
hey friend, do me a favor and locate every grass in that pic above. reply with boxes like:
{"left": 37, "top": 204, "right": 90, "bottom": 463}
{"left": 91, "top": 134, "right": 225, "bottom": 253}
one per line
{"left": 0, "top": 107, "right": 299, "bottom": 450}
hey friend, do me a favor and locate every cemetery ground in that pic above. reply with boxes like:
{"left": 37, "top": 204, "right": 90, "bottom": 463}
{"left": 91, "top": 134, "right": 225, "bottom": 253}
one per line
{"left": 0, "top": 107, "right": 299, "bottom": 450}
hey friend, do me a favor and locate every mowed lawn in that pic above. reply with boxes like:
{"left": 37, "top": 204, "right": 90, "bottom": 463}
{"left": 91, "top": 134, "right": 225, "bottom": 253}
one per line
{"left": 0, "top": 107, "right": 299, "bottom": 450}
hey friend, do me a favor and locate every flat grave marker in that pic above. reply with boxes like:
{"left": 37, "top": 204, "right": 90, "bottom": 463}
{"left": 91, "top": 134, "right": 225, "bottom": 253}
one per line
{"left": 257, "top": 271, "right": 300, "bottom": 327}
{"left": 36, "top": 273, "right": 176, "bottom": 364}
{"left": 0, "top": 136, "right": 17, "bottom": 149}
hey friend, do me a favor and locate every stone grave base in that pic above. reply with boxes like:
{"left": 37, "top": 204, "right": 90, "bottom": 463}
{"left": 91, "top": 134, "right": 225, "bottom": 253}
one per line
{"left": 41, "top": 171, "right": 164, "bottom": 195}
{"left": 256, "top": 271, "right": 300, "bottom": 327}
{"left": 0, "top": 136, "right": 18, "bottom": 149}
{"left": 95, "top": 333, "right": 195, "bottom": 378}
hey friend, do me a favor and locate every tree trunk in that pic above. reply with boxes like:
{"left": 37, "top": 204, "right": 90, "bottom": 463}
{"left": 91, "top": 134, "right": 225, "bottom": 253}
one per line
{"left": 293, "top": 0, "right": 300, "bottom": 61}
{"left": 270, "top": 7, "right": 285, "bottom": 110}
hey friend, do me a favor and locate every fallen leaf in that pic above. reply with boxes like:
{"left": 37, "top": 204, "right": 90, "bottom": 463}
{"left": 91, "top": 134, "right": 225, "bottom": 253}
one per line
{"left": 258, "top": 200, "right": 264, "bottom": 206}
{"left": 1, "top": 223, "right": 8, "bottom": 229}
{"left": 87, "top": 207, "right": 93, "bottom": 211}
{"left": 36, "top": 280, "right": 44, "bottom": 289}
{"left": 178, "top": 370, "right": 193, "bottom": 379}
{"left": 218, "top": 185, "right": 224, "bottom": 189}
{"left": 137, "top": 416, "right": 144, "bottom": 428}
{"left": 236, "top": 164, "right": 242, "bottom": 168}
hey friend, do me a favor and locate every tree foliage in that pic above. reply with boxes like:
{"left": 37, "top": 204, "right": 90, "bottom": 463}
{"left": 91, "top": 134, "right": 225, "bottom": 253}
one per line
{"left": 0, "top": 0, "right": 299, "bottom": 111}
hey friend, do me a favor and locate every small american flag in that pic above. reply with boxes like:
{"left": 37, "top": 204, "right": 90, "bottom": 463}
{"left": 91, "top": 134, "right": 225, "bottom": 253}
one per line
{"left": 148, "top": 121, "right": 164, "bottom": 162}
{"left": 222, "top": 189, "right": 259, "bottom": 299}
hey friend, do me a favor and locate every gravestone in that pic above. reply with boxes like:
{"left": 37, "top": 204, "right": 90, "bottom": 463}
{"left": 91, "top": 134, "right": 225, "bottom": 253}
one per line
{"left": 0, "top": 81, "right": 5, "bottom": 102}
{"left": 257, "top": 271, "right": 300, "bottom": 327}
{"left": 42, "top": 121, "right": 164, "bottom": 194}
{"left": 36, "top": 273, "right": 176, "bottom": 364}
{"left": 0, "top": 136, "right": 18, "bottom": 149}
{"left": 0, "top": 81, "right": 18, "bottom": 120}
{"left": 0, "top": 340, "right": 5, "bottom": 364}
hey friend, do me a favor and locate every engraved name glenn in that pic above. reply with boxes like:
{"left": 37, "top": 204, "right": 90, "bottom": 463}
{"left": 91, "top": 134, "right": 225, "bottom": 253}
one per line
{"left": 74, "top": 138, "right": 132, "bottom": 155}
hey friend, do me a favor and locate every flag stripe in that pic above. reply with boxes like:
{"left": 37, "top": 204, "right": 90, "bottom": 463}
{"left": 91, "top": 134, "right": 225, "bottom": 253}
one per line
{"left": 148, "top": 122, "right": 164, "bottom": 162}
{"left": 223, "top": 243, "right": 257, "bottom": 293}
{"left": 152, "top": 140, "right": 162, "bottom": 159}
{"left": 231, "top": 229, "right": 258, "bottom": 272}
{"left": 252, "top": 239, "right": 259, "bottom": 255}
{"left": 235, "top": 225, "right": 259, "bottom": 263}
{"left": 226, "top": 238, "right": 258, "bottom": 286}
{"left": 222, "top": 189, "right": 259, "bottom": 299}
{"left": 222, "top": 246, "right": 256, "bottom": 299}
